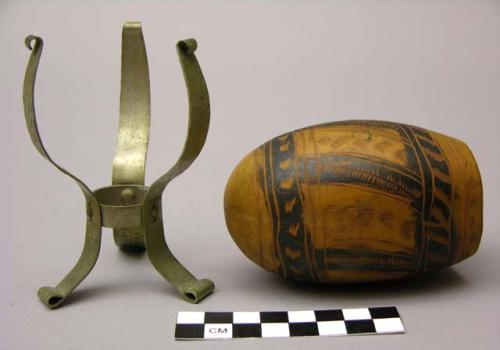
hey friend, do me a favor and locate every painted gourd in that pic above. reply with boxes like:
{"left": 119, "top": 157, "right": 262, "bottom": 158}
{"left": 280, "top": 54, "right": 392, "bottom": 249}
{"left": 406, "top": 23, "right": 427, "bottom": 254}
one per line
{"left": 224, "top": 120, "right": 482, "bottom": 283}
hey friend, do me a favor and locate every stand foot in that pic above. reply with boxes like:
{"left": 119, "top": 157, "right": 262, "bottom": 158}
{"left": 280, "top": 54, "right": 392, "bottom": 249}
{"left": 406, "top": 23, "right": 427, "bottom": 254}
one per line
{"left": 37, "top": 206, "right": 102, "bottom": 309}
{"left": 143, "top": 199, "right": 215, "bottom": 304}
{"left": 37, "top": 287, "right": 65, "bottom": 309}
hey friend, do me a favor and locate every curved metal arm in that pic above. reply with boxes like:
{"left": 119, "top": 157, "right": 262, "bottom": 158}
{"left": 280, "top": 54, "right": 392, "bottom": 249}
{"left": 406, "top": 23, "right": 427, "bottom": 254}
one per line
{"left": 23, "top": 35, "right": 95, "bottom": 201}
{"left": 112, "top": 22, "right": 151, "bottom": 250}
{"left": 112, "top": 22, "right": 151, "bottom": 185}
{"left": 143, "top": 39, "right": 213, "bottom": 303}
{"left": 145, "top": 39, "right": 210, "bottom": 201}
{"left": 23, "top": 35, "right": 102, "bottom": 308}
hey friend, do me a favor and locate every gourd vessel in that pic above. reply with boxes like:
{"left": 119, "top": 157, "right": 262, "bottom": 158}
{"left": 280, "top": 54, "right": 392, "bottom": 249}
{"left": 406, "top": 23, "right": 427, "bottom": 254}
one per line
{"left": 225, "top": 120, "right": 482, "bottom": 283}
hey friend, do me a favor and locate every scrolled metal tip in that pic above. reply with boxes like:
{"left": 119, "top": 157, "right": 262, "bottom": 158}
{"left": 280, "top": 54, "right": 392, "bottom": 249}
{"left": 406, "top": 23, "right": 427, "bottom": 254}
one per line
{"left": 25, "top": 35, "right": 42, "bottom": 50}
{"left": 177, "top": 39, "right": 198, "bottom": 55}
{"left": 182, "top": 278, "right": 215, "bottom": 304}
{"left": 37, "top": 286, "right": 65, "bottom": 309}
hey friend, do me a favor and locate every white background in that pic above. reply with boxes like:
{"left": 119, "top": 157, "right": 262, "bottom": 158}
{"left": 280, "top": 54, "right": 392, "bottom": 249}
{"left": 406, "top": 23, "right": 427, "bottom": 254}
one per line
{"left": 1, "top": 1, "right": 499, "bottom": 349}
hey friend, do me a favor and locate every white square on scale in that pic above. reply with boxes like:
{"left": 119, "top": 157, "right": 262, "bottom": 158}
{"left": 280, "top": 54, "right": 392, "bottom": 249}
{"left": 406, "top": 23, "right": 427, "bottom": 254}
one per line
{"left": 204, "top": 324, "right": 233, "bottom": 339}
{"left": 288, "top": 310, "right": 316, "bottom": 323}
{"left": 342, "top": 308, "right": 371, "bottom": 320}
{"left": 177, "top": 311, "right": 205, "bottom": 324}
{"left": 317, "top": 321, "right": 348, "bottom": 336}
{"left": 261, "top": 323, "right": 290, "bottom": 338}
{"left": 374, "top": 318, "right": 405, "bottom": 333}
{"left": 233, "top": 311, "right": 261, "bottom": 324}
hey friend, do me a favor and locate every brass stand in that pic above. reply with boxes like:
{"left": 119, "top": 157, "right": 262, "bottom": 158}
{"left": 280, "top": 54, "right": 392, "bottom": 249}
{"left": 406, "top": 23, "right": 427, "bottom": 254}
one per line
{"left": 22, "top": 22, "right": 214, "bottom": 309}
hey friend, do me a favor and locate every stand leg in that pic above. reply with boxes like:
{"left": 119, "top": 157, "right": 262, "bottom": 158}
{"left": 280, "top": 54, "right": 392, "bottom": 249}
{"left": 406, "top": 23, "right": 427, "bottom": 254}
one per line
{"left": 38, "top": 201, "right": 102, "bottom": 309}
{"left": 23, "top": 35, "right": 104, "bottom": 309}
{"left": 142, "top": 199, "right": 214, "bottom": 303}
{"left": 112, "top": 22, "right": 151, "bottom": 251}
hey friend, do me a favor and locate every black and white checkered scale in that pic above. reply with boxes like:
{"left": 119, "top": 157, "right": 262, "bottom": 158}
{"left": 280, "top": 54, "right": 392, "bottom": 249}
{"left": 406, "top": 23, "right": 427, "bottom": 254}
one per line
{"left": 175, "top": 306, "right": 404, "bottom": 340}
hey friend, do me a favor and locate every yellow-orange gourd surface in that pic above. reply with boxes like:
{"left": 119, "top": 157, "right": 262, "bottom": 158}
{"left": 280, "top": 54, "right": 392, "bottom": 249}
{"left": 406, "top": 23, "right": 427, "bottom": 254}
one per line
{"left": 224, "top": 120, "right": 482, "bottom": 283}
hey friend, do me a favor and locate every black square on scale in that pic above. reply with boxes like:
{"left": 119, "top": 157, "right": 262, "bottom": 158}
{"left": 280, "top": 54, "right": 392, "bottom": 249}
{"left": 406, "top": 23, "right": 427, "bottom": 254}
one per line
{"left": 233, "top": 324, "right": 262, "bottom": 338}
{"left": 260, "top": 311, "right": 289, "bottom": 323}
{"left": 314, "top": 309, "right": 344, "bottom": 321}
{"left": 345, "top": 320, "right": 376, "bottom": 334}
{"left": 369, "top": 306, "right": 400, "bottom": 319}
{"left": 175, "top": 324, "right": 204, "bottom": 339}
{"left": 204, "top": 312, "right": 233, "bottom": 324}
{"left": 289, "top": 322, "right": 319, "bottom": 337}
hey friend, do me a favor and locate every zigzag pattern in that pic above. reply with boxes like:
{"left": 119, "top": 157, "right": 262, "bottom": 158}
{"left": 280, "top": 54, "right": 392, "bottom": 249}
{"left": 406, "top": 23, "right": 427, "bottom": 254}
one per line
{"left": 264, "top": 134, "right": 315, "bottom": 281}
{"left": 411, "top": 128, "right": 454, "bottom": 271}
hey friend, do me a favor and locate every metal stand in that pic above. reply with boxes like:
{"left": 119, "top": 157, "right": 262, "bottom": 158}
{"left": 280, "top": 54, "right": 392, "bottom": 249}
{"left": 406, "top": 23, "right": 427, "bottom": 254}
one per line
{"left": 22, "top": 22, "right": 214, "bottom": 309}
